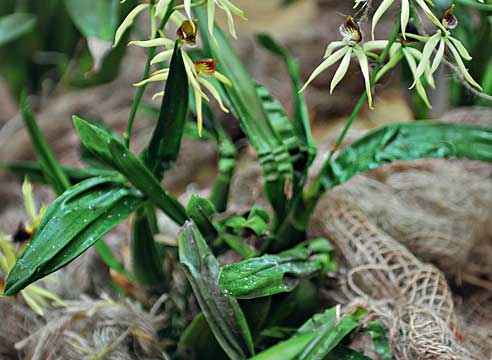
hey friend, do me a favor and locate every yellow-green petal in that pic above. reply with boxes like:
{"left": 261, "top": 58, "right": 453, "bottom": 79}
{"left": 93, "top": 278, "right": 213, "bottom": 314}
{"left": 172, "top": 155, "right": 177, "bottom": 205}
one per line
{"left": 330, "top": 47, "right": 352, "bottom": 94}
{"left": 113, "top": 3, "right": 150, "bottom": 48}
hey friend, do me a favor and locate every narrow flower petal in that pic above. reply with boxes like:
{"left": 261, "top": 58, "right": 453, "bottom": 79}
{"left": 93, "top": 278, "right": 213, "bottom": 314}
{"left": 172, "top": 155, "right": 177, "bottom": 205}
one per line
{"left": 407, "top": 47, "right": 435, "bottom": 88}
{"left": 214, "top": 71, "right": 232, "bottom": 87}
{"left": 152, "top": 91, "right": 165, "bottom": 100}
{"left": 375, "top": 50, "right": 404, "bottom": 83}
{"left": 372, "top": 0, "right": 395, "bottom": 40}
{"left": 430, "top": 38, "right": 445, "bottom": 74}
{"left": 221, "top": 2, "right": 238, "bottom": 39}
{"left": 324, "top": 41, "right": 344, "bottom": 58}
{"left": 330, "top": 47, "right": 352, "bottom": 94}
{"left": 198, "top": 77, "right": 229, "bottom": 113}
{"left": 133, "top": 73, "right": 169, "bottom": 87}
{"left": 362, "top": 40, "right": 389, "bottom": 52}
{"left": 220, "top": 0, "right": 247, "bottom": 19}
{"left": 170, "top": 11, "right": 186, "bottom": 26}
{"left": 447, "top": 40, "right": 483, "bottom": 90}
{"left": 401, "top": 0, "right": 410, "bottom": 38}
{"left": 128, "top": 38, "right": 174, "bottom": 48}
{"left": 353, "top": 46, "right": 373, "bottom": 108}
{"left": 415, "top": 32, "right": 441, "bottom": 81}
{"left": 448, "top": 36, "right": 472, "bottom": 61}
{"left": 113, "top": 4, "right": 150, "bottom": 48}
{"left": 155, "top": 0, "right": 171, "bottom": 18}
{"left": 151, "top": 50, "right": 174, "bottom": 64}
{"left": 182, "top": 52, "right": 209, "bottom": 99}
{"left": 403, "top": 49, "right": 432, "bottom": 108}
{"left": 415, "top": 0, "right": 446, "bottom": 32}
{"left": 300, "top": 46, "right": 348, "bottom": 92}
{"left": 208, "top": 0, "right": 217, "bottom": 43}
{"left": 184, "top": 0, "right": 193, "bottom": 22}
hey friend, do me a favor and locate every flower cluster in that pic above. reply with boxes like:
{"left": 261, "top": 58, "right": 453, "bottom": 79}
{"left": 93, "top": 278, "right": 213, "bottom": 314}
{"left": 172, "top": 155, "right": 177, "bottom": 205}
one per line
{"left": 302, "top": 1, "right": 482, "bottom": 108}
{"left": 113, "top": 0, "right": 245, "bottom": 136}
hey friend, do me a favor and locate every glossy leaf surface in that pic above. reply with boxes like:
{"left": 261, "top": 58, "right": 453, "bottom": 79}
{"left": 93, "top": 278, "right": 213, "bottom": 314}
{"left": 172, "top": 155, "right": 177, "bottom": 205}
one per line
{"left": 4, "top": 177, "right": 143, "bottom": 295}
{"left": 178, "top": 221, "right": 254, "bottom": 359}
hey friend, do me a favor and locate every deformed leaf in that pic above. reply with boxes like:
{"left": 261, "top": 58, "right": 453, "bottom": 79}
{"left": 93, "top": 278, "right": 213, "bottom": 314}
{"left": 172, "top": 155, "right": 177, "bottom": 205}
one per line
{"left": 178, "top": 221, "right": 254, "bottom": 359}
{"left": 186, "top": 195, "right": 218, "bottom": 242}
{"left": 4, "top": 176, "right": 143, "bottom": 295}
{"left": 218, "top": 240, "right": 333, "bottom": 299}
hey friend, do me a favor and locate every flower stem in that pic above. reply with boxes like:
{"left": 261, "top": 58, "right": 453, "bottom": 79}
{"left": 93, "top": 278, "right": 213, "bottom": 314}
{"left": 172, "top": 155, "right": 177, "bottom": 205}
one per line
{"left": 124, "top": 3, "right": 175, "bottom": 148}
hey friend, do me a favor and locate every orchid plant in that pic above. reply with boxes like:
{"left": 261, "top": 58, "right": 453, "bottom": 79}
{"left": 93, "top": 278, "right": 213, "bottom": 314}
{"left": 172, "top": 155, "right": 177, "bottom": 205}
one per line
{"left": 1, "top": 0, "right": 491, "bottom": 359}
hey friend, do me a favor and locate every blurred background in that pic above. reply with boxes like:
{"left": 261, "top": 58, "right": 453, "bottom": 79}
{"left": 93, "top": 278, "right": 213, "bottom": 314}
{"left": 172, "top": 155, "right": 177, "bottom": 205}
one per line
{"left": 0, "top": 0, "right": 491, "bottom": 233}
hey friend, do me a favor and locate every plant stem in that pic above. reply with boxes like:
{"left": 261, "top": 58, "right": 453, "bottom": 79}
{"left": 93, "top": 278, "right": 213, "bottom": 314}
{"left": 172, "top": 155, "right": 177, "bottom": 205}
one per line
{"left": 272, "top": 18, "right": 403, "bottom": 251}
{"left": 124, "top": 3, "right": 175, "bottom": 148}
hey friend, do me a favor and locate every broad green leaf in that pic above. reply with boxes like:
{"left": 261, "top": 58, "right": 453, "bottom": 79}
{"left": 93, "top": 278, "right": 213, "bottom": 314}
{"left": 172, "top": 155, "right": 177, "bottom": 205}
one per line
{"left": 364, "top": 321, "right": 394, "bottom": 360}
{"left": 298, "top": 308, "right": 367, "bottom": 360}
{"left": 4, "top": 177, "right": 143, "bottom": 295}
{"left": 73, "top": 116, "right": 187, "bottom": 225}
{"left": 0, "top": 161, "right": 116, "bottom": 185}
{"left": 249, "top": 332, "right": 317, "bottom": 360}
{"left": 0, "top": 13, "right": 36, "bottom": 47}
{"left": 256, "top": 33, "right": 316, "bottom": 168}
{"left": 297, "top": 307, "right": 337, "bottom": 334}
{"left": 219, "top": 240, "right": 333, "bottom": 299}
{"left": 131, "top": 205, "right": 164, "bottom": 287}
{"left": 64, "top": 0, "right": 119, "bottom": 41}
{"left": 20, "top": 94, "right": 71, "bottom": 195}
{"left": 143, "top": 41, "right": 189, "bottom": 179}
{"left": 178, "top": 221, "right": 255, "bottom": 359}
{"left": 310, "top": 122, "right": 492, "bottom": 204}
{"left": 195, "top": 8, "right": 293, "bottom": 219}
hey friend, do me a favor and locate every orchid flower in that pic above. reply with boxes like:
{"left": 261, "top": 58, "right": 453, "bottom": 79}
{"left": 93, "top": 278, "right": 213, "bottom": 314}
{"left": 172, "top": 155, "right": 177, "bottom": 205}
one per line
{"left": 113, "top": 0, "right": 173, "bottom": 48}
{"left": 301, "top": 17, "right": 373, "bottom": 109}
{"left": 134, "top": 20, "right": 232, "bottom": 136}
{"left": 414, "top": 6, "right": 482, "bottom": 91}
{"left": 367, "top": 0, "right": 445, "bottom": 40}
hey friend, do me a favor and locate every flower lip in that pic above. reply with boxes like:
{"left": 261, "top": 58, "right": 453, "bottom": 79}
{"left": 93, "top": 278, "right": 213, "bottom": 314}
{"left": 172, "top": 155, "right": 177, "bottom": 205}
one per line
{"left": 442, "top": 5, "right": 458, "bottom": 30}
{"left": 340, "top": 17, "right": 362, "bottom": 45}
{"left": 194, "top": 59, "right": 218, "bottom": 76}
{"left": 13, "top": 222, "right": 33, "bottom": 243}
{"left": 177, "top": 20, "right": 199, "bottom": 46}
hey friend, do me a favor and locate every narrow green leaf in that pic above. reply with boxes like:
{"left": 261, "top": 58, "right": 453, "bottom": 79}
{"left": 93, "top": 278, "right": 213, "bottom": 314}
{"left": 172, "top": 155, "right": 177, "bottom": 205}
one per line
{"left": 250, "top": 333, "right": 317, "bottom": 360}
{"left": 94, "top": 239, "right": 134, "bottom": 281}
{"left": 0, "top": 161, "right": 116, "bottom": 185}
{"left": 256, "top": 33, "right": 316, "bottom": 166}
{"left": 221, "top": 233, "right": 258, "bottom": 259}
{"left": 195, "top": 8, "right": 293, "bottom": 218}
{"left": 319, "top": 122, "right": 492, "bottom": 193}
{"left": 143, "top": 41, "right": 189, "bottom": 179}
{"left": 186, "top": 195, "right": 218, "bottom": 242}
{"left": 73, "top": 116, "right": 187, "bottom": 225}
{"left": 131, "top": 205, "right": 164, "bottom": 287}
{"left": 20, "top": 94, "right": 71, "bottom": 195}
{"left": 455, "top": 0, "right": 492, "bottom": 11}
{"left": 364, "top": 321, "right": 394, "bottom": 360}
{"left": 298, "top": 308, "right": 367, "bottom": 360}
{"left": 218, "top": 241, "right": 332, "bottom": 299}
{"left": 64, "top": 0, "right": 119, "bottom": 41}
{"left": 178, "top": 221, "right": 255, "bottom": 359}
{"left": 0, "top": 13, "right": 36, "bottom": 47}
{"left": 4, "top": 177, "right": 143, "bottom": 295}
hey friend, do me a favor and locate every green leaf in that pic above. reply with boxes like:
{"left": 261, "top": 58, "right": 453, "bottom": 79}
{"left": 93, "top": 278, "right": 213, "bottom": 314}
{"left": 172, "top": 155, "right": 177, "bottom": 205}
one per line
{"left": 73, "top": 115, "right": 187, "bottom": 225}
{"left": 0, "top": 13, "right": 36, "bottom": 47}
{"left": 131, "top": 205, "right": 164, "bottom": 287}
{"left": 249, "top": 333, "right": 317, "bottom": 360}
{"left": 178, "top": 221, "right": 255, "bottom": 359}
{"left": 179, "top": 313, "right": 229, "bottom": 360}
{"left": 4, "top": 177, "right": 143, "bottom": 295}
{"left": 20, "top": 93, "right": 71, "bottom": 195}
{"left": 64, "top": 0, "right": 119, "bottom": 41}
{"left": 218, "top": 241, "right": 332, "bottom": 299}
{"left": 256, "top": 33, "right": 316, "bottom": 168}
{"left": 0, "top": 161, "right": 116, "bottom": 185}
{"left": 455, "top": 0, "right": 492, "bottom": 11}
{"left": 195, "top": 8, "right": 293, "bottom": 219}
{"left": 309, "top": 122, "right": 492, "bottom": 205}
{"left": 326, "top": 345, "right": 372, "bottom": 360}
{"left": 143, "top": 41, "right": 189, "bottom": 179}
{"left": 298, "top": 308, "right": 367, "bottom": 360}
{"left": 221, "top": 233, "right": 258, "bottom": 259}
{"left": 186, "top": 195, "right": 218, "bottom": 242}
{"left": 364, "top": 321, "right": 394, "bottom": 360}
